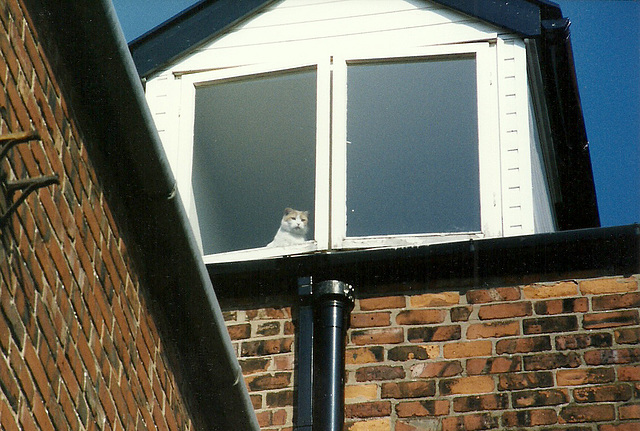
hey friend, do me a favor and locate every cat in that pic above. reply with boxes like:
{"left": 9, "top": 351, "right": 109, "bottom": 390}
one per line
{"left": 267, "top": 208, "right": 309, "bottom": 247}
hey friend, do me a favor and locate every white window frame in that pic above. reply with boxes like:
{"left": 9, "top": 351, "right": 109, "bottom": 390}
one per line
{"left": 177, "top": 43, "right": 501, "bottom": 264}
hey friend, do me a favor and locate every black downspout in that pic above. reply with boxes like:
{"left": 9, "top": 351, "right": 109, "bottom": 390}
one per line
{"left": 312, "top": 280, "right": 355, "bottom": 431}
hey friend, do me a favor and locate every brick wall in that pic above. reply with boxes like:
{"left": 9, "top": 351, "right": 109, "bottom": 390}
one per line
{"left": 224, "top": 275, "right": 640, "bottom": 430}
{"left": 0, "top": 1, "right": 194, "bottom": 429}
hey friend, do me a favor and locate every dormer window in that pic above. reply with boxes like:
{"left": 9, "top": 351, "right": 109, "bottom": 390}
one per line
{"left": 178, "top": 44, "right": 503, "bottom": 263}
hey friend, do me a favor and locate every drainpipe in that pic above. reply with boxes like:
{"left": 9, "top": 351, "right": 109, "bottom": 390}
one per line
{"left": 313, "top": 280, "right": 355, "bottom": 431}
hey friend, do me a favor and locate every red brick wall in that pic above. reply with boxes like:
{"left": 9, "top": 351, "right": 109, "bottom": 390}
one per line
{"left": 225, "top": 275, "right": 640, "bottom": 431}
{"left": 0, "top": 1, "right": 194, "bottom": 429}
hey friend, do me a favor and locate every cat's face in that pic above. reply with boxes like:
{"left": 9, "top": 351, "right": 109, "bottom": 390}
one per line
{"left": 281, "top": 207, "right": 309, "bottom": 235}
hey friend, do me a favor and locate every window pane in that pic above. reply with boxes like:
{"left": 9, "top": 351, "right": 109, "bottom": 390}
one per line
{"left": 346, "top": 57, "right": 480, "bottom": 237}
{"left": 193, "top": 69, "right": 316, "bottom": 254}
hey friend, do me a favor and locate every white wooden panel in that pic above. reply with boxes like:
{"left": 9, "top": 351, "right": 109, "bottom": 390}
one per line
{"left": 529, "top": 93, "right": 556, "bottom": 232}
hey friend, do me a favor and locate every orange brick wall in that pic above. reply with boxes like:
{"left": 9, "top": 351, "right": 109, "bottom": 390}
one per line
{"left": 224, "top": 275, "right": 640, "bottom": 431}
{"left": 0, "top": 1, "right": 194, "bottom": 429}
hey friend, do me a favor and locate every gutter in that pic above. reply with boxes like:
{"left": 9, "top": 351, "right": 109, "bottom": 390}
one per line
{"left": 24, "top": 1, "right": 259, "bottom": 429}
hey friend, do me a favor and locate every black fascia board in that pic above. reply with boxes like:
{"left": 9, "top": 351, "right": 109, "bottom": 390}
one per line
{"left": 130, "top": 0, "right": 275, "bottom": 78}
{"left": 209, "top": 225, "right": 640, "bottom": 300}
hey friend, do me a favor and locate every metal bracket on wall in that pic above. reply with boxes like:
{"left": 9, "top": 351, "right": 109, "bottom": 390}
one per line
{"left": 0, "top": 131, "right": 59, "bottom": 229}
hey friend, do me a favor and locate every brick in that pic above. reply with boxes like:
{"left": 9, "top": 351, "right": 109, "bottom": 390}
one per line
{"left": 359, "top": 296, "right": 406, "bottom": 311}
{"left": 583, "top": 310, "right": 639, "bottom": 329}
{"left": 599, "top": 424, "right": 640, "bottom": 431}
{"left": 524, "top": 352, "right": 580, "bottom": 370}
{"left": 347, "top": 418, "right": 390, "bottom": 431}
{"left": 573, "top": 384, "right": 633, "bottom": 402}
{"left": 388, "top": 345, "right": 438, "bottom": 361}
{"left": 443, "top": 340, "right": 492, "bottom": 359}
{"left": 478, "top": 302, "right": 532, "bottom": 320}
{"left": 523, "top": 281, "right": 578, "bottom": 299}
{"left": 450, "top": 306, "right": 472, "bottom": 322}
{"left": 619, "top": 403, "right": 640, "bottom": 420}
{"left": 239, "top": 358, "right": 270, "bottom": 375}
{"left": 498, "top": 372, "right": 554, "bottom": 390}
{"left": 266, "top": 390, "right": 293, "bottom": 407}
{"left": 534, "top": 297, "right": 588, "bottom": 315}
{"left": 618, "top": 365, "right": 640, "bottom": 381}
{"left": 453, "top": 394, "right": 509, "bottom": 412}
{"left": 245, "top": 307, "right": 291, "bottom": 319}
{"left": 467, "top": 287, "right": 520, "bottom": 304}
{"left": 592, "top": 292, "right": 640, "bottom": 310}
{"left": 381, "top": 381, "right": 435, "bottom": 398}
{"left": 396, "top": 400, "right": 449, "bottom": 417}
{"left": 441, "top": 413, "right": 498, "bottom": 431}
{"left": 523, "top": 315, "right": 578, "bottom": 334}
{"left": 502, "top": 409, "right": 557, "bottom": 427}
{"left": 345, "top": 384, "right": 378, "bottom": 402}
{"left": 584, "top": 348, "right": 640, "bottom": 365}
{"left": 440, "top": 376, "right": 495, "bottom": 395}
{"left": 346, "top": 347, "right": 384, "bottom": 364}
{"left": 559, "top": 404, "right": 615, "bottom": 423}
{"left": 615, "top": 327, "right": 640, "bottom": 344}
{"left": 466, "top": 321, "right": 519, "bottom": 339}
{"left": 411, "top": 361, "right": 463, "bottom": 379}
{"left": 351, "top": 328, "right": 404, "bottom": 345}
{"left": 496, "top": 336, "right": 551, "bottom": 354}
{"left": 345, "top": 401, "right": 391, "bottom": 418}
{"left": 512, "top": 388, "right": 568, "bottom": 408}
{"left": 257, "top": 321, "right": 280, "bottom": 336}
{"left": 410, "top": 292, "right": 459, "bottom": 307}
{"left": 556, "top": 368, "right": 616, "bottom": 386}
{"left": 351, "top": 312, "right": 391, "bottom": 328}
{"left": 466, "top": 357, "right": 521, "bottom": 375}
{"left": 555, "top": 332, "right": 613, "bottom": 350}
{"left": 241, "top": 338, "right": 293, "bottom": 356}
{"left": 396, "top": 309, "right": 445, "bottom": 325}
{"left": 407, "top": 325, "right": 460, "bottom": 343}
{"left": 227, "top": 323, "right": 251, "bottom": 340}
{"left": 246, "top": 373, "right": 291, "bottom": 391}
{"left": 579, "top": 277, "right": 637, "bottom": 295}
{"left": 356, "top": 366, "right": 405, "bottom": 382}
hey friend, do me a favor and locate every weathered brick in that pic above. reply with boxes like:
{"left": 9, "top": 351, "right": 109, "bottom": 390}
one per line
{"left": 466, "top": 287, "right": 520, "bottom": 304}
{"left": 555, "top": 332, "right": 613, "bottom": 350}
{"left": 266, "top": 390, "right": 293, "bottom": 407}
{"left": 396, "top": 309, "right": 445, "bottom": 325}
{"left": 583, "top": 310, "right": 639, "bottom": 329}
{"left": 359, "top": 296, "right": 406, "bottom": 311}
{"left": 496, "top": 336, "right": 551, "bottom": 354}
{"left": 407, "top": 325, "right": 460, "bottom": 343}
{"left": 351, "top": 328, "right": 404, "bottom": 345}
{"left": 592, "top": 292, "right": 640, "bottom": 310}
{"left": 573, "top": 384, "right": 633, "bottom": 402}
{"left": 619, "top": 403, "right": 640, "bottom": 420}
{"left": 410, "top": 292, "right": 459, "bottom": 307}
{"left": 556, "top": 368, "right": 616, "bottom": 386}
{"left": 534, "top": 297, "right": 588, "bottom": 315}
{"left": 351, "top": 312, "right": 391, "bottom": 328}
{"left": 466, "top": 357, "right": 521, "bottom": 375}
{"left": 618, "top": 365, "right": 640, "bottom": 381}
{"left": 246, "top": 373, "right": 291, "bottom": 391}
{"left": 558, "top": 404, "right": 615, "bottom": 423}
{"left": 345, "top": 384, "right": 378, "bottom": 402}
{"left": 512, "top": 388, "right": 568, "bottom": 408}
{"left": 450, "top": 306, "right": 473, "bottom": 322}
{"left": 411, "top": 360, "right": 462, "bottom": 379}
{"left": 440, "top": 376, "right": 495, "bottom": 395}
{"left": 388, "top": 345, "right": 438, "bottom": 361}
{"left": 524, "top": 352, "right": 580, "bottom": 370}
{"left": 523, "top": 315, "right": 578, "bottom": 334}
{"left": 347, "top": 418, "right": 390, "bottom": 431}
{"left": 498, "top": 372, "right": 554, "bottom": 390}
{"left": 396, "top": 400, "right": 449, "bottom": 417}
{"left": 239, "top": 358, "right": 271, "bottom": 375}
{"left": 466, "top": 321, "right": 519, "bottom": 339}
{"left": 256, "top": 321, "right": 280, "bottom": 336}
{"left": 443, "top": 340, "right": 492, "bottom": 359}
{"left": 502, "top": 409, "right": 557, "bottom": 427}
{"left": 599, "top": 423, "right": 640, "bottom": 431}
{"left": 478, "top": 302, "right": 532, "bottom": 320}
{"left": 356, "top": 366, "right": 405, "bottom": 382}
{"left": 345, "top": 401, "right": 392, "bottom": 418}
{"left": 579, "top": 277, "right": 637, "bottom": 295}
{"left": 227, "top": 323, "right": 251, "bottom": 340}
{"left": 441, "top": 413, "right": 498, "bottom": 431}
{"left": 523, "top": 281, "right": 578, "bottom": 299}
{"left": 615, "top": 327, "right": 640, "bottom": 344}
{"left": 346, "top": 347, "right": 385, "bottom": 364}
{"left": 584, "top": 348, "right": 640, "bottom": 365}
{"left": 241, "top": 338, "right": 293, "bottom": 356}
{"left": 453, "top": 394, "right": 509, "bottom": 412}
{"left": 381, "top": 381, "right": 435, "bottom": 399}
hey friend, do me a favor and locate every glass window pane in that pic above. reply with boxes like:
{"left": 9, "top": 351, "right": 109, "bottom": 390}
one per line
{"left": 193, "top": 69, "right": 316, "bottom": 254}
{"left": 346, "top": 57, "right": 480, "bottom": 237}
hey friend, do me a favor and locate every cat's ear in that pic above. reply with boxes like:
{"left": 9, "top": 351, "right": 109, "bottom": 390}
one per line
{"left": 284, "top": 207, "right": 294, "bottom": 215}
{"left": 303, "top": 211, "right": 309, "bottom": 217}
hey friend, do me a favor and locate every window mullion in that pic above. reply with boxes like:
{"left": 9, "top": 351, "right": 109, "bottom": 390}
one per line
{"left": 330, "top": 57, "right": 348, "bottom": 249}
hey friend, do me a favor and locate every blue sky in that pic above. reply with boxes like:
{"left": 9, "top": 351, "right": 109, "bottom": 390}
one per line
{"left": 113, "top": 0, "right": 640, "bottom": 228}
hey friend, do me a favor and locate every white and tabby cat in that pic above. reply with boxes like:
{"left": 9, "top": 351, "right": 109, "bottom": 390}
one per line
{"left": 267, "top": 208, "right": 309, "bottom": 247}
